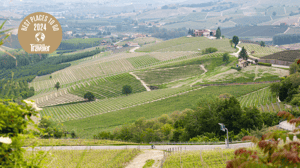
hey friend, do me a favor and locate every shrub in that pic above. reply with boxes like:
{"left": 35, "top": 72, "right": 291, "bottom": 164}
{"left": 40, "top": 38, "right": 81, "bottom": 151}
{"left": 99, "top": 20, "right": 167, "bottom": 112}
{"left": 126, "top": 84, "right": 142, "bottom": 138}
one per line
{"left": 71, "top": 130, "right": 77, "bottom": 138}
{"left": 38, "top": 116, "right": 66, "bottom": 139}
{"left": 202, "top": 47, "right": 218, "bottom": 54}
{"left": 122, "top": 85, "right": 132, "bottom": 96}
{"left": 258, "top": 62, "right": 272, "bottom": 66}
{"left": 84, "top": 92, "right": 95, "bottom": 101}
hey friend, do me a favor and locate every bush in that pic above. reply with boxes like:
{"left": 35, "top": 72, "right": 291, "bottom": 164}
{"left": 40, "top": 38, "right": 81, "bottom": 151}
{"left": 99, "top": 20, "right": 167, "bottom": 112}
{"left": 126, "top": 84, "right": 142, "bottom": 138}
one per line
{"left": 71, "top": 130, "right": 77, "bottom": 138}
{"left": 84, "top": 92, "right": 95, "bottom": 101}
{"left": 201, "top": 47, "right": 218, "bottom": 54}
{"left": 122, "top": 85, "right": 132, "bottom": 96}
{"left": 258, "top": 62, "right": 272, "bottom": 66}
{"left": 38, "top": 116, "right": 66, "bottom": 139}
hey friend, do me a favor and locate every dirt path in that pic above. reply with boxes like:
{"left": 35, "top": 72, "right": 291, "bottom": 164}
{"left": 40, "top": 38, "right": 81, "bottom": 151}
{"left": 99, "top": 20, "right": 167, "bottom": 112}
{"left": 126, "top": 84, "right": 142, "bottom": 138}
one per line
{"left": 189, "top": 65, "right": 208, "bottom": 87}
{"left": 231, "top": 43, "right": 242, "bottom": 58}
{"left": 130, "top": 47, "right": 140, "bottom": 53}
{"left": 125, "top": 150, "right": 164, "bottom": 168}
{"left": 129, "top": 72, "right": 151, "bottom": 91}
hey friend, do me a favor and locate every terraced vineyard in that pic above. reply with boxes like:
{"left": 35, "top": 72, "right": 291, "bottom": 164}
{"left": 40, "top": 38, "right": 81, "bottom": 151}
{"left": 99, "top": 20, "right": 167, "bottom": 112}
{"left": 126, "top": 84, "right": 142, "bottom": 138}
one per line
{"left": 41, "top": 86, "right": 202, "bottom": 122}
{"left": 127, "top": 55, "right": 160, "bottom": 68}
{"left": 29, "top": 51, "right": 209, "bottom": 93}
{"left": 70, "top": 73, "right": 147, "bottom": 100}
{"left": 237, "top": 87, "right": 277, "bottom": 108}
{"left": 239, "top": 43, "right": 284, "bottom": 58}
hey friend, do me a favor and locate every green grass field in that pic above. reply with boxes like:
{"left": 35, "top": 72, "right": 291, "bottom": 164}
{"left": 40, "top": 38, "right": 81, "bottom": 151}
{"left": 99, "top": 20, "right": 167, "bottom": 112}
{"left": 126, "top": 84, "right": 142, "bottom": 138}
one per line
{"left": 25, "top": 149, "right": 140, "bottom": 168}
{"left": 239, "top": 43, "right": 284, "bottom": 58}
{"left": 70, "top": 73, "right": 146, "bottom": 100}
{"left": 61, "top": 84, "right": 271, "bottom": 138}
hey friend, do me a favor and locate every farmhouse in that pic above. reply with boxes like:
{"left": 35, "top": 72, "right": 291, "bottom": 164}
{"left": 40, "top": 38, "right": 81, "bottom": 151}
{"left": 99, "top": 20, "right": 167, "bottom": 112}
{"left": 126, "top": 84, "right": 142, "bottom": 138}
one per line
{"left": 126, "top": 42, "right": 140, "bottom": 47}
{"left": 194, "top": 29, "right": 216, "bottom": 37}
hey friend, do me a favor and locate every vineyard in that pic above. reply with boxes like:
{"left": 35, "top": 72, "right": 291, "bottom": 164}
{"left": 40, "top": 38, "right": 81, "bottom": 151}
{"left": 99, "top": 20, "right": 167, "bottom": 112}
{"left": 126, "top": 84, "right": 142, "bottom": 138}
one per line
{"left": 137, "top": 36, "right": 234, "bottom": 53}
{"left": 70, "top": 73, "right": 147, "bottom": 100}
{"left": 126, "top": 55, "right": 160, "bottom": 68}
{"left": 222, "top": 25, "right": 288, "bottom": 37}
{"left": 163, "top": 149, "right": 235, "bottom": 168}
{"left": 260, "top": 50, "right": 300, "bottom": 62}
{"left": 239, "top": 43, "right": 284, "bottom": 58}
{"left": 157, "top": 38, "right": 235, "bottom": 53}
{"left": 237, "top": 87, "right": 277, "bottom": 108}
{"left": 29, "top": 51, "right": 209, "bottom": 92}
{"left": 134, "top": 65, "right": 205, "bottom": 85}
{"left": 25, "top": 149, "right": 141, "bottom": 168}
{"left": 201, "top": 65, "right": 288, "bottom": 84}
{"left": 137, "top": 37, "right": 208, "bottom": 52}
{"left": 61, "top": 84, "right": 271, "bottom": 138}
{"left": 41, "top": 86, "right": 201, "bottom": 122}
{"left": 231, "top": 16, "right": 271, "bottom": 26}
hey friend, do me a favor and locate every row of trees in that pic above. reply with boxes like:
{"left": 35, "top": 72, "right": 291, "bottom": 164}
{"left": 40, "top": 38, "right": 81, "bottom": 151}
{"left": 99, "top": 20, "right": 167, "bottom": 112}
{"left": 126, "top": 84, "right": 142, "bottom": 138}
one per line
{"left": 94, "top": 95, "right": 293, "bottom": 143}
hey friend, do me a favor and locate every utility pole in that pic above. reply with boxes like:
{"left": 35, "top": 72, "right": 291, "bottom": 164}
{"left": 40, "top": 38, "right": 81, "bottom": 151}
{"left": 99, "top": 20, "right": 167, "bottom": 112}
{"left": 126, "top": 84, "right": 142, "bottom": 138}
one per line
{"left": 218, "top": 123, "right": 229, "bottom": 148}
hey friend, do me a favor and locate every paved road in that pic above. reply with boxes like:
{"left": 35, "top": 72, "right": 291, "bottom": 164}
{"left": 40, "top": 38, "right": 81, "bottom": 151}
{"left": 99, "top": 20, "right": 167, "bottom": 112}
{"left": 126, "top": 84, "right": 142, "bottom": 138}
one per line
{"left": 272, "top": 64, "right": 290, "bottom": 69}
{"left": 26, "top": 143, "right": 254, "bottom": 151}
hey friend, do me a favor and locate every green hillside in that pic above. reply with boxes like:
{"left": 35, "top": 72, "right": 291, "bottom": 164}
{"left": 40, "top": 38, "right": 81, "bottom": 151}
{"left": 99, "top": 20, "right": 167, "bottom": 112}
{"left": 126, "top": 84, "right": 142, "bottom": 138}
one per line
{"left": 61, "top": 84, "right": 271, "bottom": 138}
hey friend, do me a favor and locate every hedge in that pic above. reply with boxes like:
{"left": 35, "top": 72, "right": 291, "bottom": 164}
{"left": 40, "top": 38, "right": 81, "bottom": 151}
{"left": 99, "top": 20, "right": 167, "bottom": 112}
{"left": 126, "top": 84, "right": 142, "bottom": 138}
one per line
{"left": 258, "top": 62, "right": 272, "bottom": 66}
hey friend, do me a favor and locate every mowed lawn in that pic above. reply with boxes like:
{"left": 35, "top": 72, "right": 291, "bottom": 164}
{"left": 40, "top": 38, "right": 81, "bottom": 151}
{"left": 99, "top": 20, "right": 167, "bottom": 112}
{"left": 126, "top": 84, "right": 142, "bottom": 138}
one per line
{"left": 62, "top": 84, "right": 271, "bottom": 138}
{"left": 137, "top": 37, "right": 235, "bottom": 53}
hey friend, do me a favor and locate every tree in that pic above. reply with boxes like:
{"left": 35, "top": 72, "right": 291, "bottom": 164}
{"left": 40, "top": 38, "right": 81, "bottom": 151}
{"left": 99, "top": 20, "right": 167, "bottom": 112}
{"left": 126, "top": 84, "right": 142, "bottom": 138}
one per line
{"left": 260, "top": 41, "right": 265, "bottom": 47}
{"left": 222, "top": 53, "right": 230, "bottom": 63}
{"left": 272, "top": 11, "right": 277, "bottom": 16}
{"left": 232, "top": 36, "right": 239, "bottom": 48}
{"left": 50, "top": 75, "right": 52, "bottom": 79}
{"left": 122, "top": 85, "right": 132, "bottom": 96}
{"left": 239, "top": 46, "right": 248, "bottom": 60}
{"left": 54, "top": 82, "right": 60, "bottom": 91}
{"left": 229, "top": 39, "right": 233, "bottom": 47}
{"left": 255, "top": 59, "right": 258, "bottom": 64}
{"left": 97, "top": 31, "right": 102, "bottom": 36}
{"left": 216, "top": 27, "right": 221, "bottom": 39}
{"left": 84, "top": 92, "right": 95, "bottom": 101}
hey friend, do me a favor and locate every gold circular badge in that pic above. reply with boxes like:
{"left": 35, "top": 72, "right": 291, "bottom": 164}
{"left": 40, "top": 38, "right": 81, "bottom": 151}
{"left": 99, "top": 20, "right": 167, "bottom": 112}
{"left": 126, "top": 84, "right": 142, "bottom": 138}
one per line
{"left": 18, "top": 12, "right": 62, "bottom": 53}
